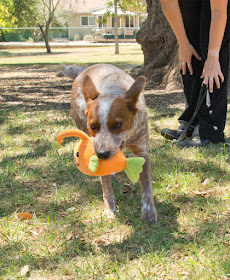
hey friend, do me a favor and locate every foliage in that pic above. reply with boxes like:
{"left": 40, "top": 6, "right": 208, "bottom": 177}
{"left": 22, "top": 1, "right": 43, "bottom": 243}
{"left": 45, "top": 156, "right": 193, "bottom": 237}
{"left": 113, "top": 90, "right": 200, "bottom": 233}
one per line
{"left": 107, "top": 0, "right": 146, "bottom": 13}
{"left": 0, "top": 0, "right": 70, "bottom": 28}
{"left": 99, "top": 0, "right": 147, "bottom": 25}
{"left": 0, "top": 0, "right": 16, "bottom": 28}
{"left": 35, "top": 0, "right": 70, "bottom": 28}
{"left": 34, "top": 0, "right": 73, "bottom": 52}
{"left": 12, "top": 0, "right": 38, "bottom": 26}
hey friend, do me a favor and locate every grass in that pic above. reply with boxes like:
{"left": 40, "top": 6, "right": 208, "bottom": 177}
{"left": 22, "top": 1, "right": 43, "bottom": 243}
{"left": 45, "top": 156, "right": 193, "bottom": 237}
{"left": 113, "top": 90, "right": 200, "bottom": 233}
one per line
{"left": 0, "top": 45, "right": 143, "bottom": 67}
{"left": 0, "top": 45, "right": 230, "bottom": 279}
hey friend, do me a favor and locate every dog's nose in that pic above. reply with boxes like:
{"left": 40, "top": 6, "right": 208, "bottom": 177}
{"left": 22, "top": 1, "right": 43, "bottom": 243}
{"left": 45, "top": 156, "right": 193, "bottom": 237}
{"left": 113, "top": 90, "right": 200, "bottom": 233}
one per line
{"left": 97, "top": 151, "right": 110, "bottom": 159}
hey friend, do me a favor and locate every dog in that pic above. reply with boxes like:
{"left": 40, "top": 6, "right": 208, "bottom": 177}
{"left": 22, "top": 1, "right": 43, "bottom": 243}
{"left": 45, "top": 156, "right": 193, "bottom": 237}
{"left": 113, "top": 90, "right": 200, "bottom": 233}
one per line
{"left": 58, "top": 63, "right": 157, "bottom": 223}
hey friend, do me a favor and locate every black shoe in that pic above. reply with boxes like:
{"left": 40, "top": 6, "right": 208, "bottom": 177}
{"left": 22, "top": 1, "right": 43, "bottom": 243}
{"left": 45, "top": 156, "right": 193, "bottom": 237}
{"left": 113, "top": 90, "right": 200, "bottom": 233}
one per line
{"left": 178, "top": 136, "right": 210, "bottom": 147}
{"left": 161, "top": 126, "right": 194, "bottom": 141}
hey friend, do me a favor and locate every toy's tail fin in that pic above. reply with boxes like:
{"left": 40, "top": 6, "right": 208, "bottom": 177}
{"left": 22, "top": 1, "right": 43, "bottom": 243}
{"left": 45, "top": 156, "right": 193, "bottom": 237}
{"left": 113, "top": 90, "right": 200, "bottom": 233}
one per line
{"left": 52, "top": 129, "right": 89, "bottom": 150}
{"left": 124, "top": 157, "right": 145, "bottom": 183}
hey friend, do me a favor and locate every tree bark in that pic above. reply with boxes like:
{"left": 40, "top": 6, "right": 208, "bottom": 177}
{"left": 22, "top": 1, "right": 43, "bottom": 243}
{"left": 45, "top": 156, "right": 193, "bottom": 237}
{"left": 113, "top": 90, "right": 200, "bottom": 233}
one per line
{"left": 39, "top": 25, "right": 51, "bottom": 53}
{"left": 114, "top": 0, "right": 119, "bottom": 54}
{"left": 0, "top": 30, "right": 6, "bottom": 42}
{"left": 136, "top": 0, "right": 181, "bottom": 90}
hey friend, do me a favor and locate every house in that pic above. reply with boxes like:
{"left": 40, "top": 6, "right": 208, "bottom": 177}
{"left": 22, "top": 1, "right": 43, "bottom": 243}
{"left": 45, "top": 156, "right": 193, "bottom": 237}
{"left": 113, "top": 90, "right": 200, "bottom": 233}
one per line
{"left": 67, "top": 0, "right": 145, "bottom": 41}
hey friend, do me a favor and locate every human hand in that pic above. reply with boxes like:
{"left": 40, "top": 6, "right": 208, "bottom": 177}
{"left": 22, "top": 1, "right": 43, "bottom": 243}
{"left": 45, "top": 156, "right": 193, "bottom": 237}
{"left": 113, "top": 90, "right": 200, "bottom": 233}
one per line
{"left": 201, "top": 55, "right": 224, "bottom": 93}
{"left": 179, "top": 42, "right": 201, "bottom": 75}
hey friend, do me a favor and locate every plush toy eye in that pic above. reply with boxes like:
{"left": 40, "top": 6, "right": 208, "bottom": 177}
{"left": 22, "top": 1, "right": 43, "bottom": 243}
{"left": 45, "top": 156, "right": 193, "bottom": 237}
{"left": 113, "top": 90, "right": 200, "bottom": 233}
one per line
{"left": 114, "top": 122, "right": 122, "bottom": 129}
{"left": 77, "top": 152, "right": 79, "bottom": 157}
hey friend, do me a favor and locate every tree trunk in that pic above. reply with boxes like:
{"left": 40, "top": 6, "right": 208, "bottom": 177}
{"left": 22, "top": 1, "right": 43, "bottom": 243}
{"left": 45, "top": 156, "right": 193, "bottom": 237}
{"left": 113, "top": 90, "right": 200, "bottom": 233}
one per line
{"left": 114, "top": 0, "right": 119, "bottom": 54}
{"left": 39, "top": 25, "right": 51, "bottom": 53}
{"left": 0, "top": 29, "right": 6, "bottom": 42}
{"left": 136, "top": 0, "right": 181, "bottom": 90}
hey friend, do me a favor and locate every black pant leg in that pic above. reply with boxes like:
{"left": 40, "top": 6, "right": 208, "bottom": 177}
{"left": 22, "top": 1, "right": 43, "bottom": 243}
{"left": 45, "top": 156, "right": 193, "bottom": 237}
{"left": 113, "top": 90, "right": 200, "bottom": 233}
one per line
{"left": 178, "top": 0, "right": 230, "bottom": 142}
{"left": 178, "top": 0, "right": 204, "bottom": 125}
{"left": 198, "top": 0, "right": 230, "bottom": 142}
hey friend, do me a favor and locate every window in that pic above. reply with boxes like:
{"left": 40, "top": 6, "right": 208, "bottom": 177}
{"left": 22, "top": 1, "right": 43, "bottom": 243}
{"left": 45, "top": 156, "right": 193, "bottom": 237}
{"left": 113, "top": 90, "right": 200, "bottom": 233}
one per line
{"left": 98, "top": 16, "right": 107, "bottom": 28}
{"left": 81, "top": 16, "right": 95, "bottom": 26}
{"left": 125, "top": 15, "right": 134, "bottom": 27}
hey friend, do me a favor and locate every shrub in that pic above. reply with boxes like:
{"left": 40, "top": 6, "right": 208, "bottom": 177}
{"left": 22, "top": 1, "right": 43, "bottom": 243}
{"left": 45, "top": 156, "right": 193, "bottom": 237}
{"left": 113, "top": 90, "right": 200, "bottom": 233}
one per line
{"left": 83, "top": 34, "right": 93, "bottom": 41}
{"left": 74, "top": 33, "right": 81, "bottom": 41}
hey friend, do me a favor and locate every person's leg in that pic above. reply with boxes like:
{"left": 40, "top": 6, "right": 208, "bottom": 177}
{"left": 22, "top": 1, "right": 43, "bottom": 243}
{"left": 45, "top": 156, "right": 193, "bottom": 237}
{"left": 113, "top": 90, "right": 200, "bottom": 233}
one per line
{"left": 162, "top": 0, "right": 230, "bottom": 144}
{"left": 197, "top": 0, "right": 230, "bottom": 143}
{"left": 177, "top": 0, "right": 204, "bottom": 125}
{"left": 161, "top": 1, "right": 203, "bottom": 140}
{"left": 179, "top": 0, "right": 230, "bottom": 146}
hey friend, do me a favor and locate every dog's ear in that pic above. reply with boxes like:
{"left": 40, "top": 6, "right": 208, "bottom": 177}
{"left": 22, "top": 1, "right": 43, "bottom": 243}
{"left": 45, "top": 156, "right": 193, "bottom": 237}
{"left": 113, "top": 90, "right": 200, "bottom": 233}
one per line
{"left": 125, "top": 76, "right": 146, "bottom": 113}
{"left": 82, "top": 75, "right": 99, "bottom": 109}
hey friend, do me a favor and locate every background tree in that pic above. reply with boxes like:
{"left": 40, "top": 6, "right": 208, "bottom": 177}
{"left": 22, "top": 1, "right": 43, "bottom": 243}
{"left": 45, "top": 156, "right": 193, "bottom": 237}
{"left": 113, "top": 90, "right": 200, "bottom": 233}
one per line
{"left": 119, "top": 0, "right": 146, "bottom": 14}
{"left": 0, "top": 0, "right": 16, "bottom": 41}
{"left": 12, "top": 0, "right": 38, "bottom": 27}
{"left": 34, "top": 0, "right": 62, "bottom": 53}
{"left": 32, "top": 0, "right": 72, "bottom": 53}
{"left": 114, "top": 0, "right": 119, "bottom": 54}
{"left": 0, "top": 0, "right": 70, "bottom": 49}
{"left": 136, "top": 0, "right": 181, "bottom": 90}
{"left": 106, "top": 0, "right": 147, "bottom": 54}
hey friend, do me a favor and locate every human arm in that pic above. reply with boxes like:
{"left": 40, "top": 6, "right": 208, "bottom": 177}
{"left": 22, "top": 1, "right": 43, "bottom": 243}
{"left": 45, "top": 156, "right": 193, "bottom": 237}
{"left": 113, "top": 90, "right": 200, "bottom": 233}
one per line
{"left": 160, "top": 0, "right": 201, "bottom": 75}
{"left": 201, "top": 0, "right": 228, "bottom": 93}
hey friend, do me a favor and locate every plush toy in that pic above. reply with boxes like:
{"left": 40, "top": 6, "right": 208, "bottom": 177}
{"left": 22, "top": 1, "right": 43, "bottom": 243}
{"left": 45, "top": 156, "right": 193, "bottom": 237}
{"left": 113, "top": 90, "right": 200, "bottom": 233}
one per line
{"left": 52, "top": 129, "right": 145, "bottom": 183}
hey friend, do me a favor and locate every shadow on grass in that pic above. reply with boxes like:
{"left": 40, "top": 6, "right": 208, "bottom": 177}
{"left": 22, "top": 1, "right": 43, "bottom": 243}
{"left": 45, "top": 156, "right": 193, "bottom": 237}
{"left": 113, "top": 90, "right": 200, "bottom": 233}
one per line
{"left": 0, "top": 65, "right": 186, "bottom": 122}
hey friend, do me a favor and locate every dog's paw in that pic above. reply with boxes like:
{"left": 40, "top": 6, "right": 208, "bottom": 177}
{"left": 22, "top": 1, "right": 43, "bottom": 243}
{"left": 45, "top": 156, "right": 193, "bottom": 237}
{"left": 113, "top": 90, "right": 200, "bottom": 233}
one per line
{"left": 141, "top": 201, "right": 157, "bottom": 224}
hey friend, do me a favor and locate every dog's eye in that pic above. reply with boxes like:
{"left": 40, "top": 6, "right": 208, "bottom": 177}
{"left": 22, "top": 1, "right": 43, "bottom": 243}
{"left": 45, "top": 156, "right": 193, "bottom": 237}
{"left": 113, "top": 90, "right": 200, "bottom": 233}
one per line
{"left": 90, "top": 123, "right": 97, "bottom": 130}
{"left": 114, "top": 122, "right": 122, "bottom": 129}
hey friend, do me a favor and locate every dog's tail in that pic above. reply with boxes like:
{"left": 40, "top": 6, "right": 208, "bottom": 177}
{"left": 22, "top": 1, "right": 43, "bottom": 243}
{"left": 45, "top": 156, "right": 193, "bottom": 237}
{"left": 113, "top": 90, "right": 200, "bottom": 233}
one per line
{"left": 56, "top": 64, "right": 86, "bottom": 79}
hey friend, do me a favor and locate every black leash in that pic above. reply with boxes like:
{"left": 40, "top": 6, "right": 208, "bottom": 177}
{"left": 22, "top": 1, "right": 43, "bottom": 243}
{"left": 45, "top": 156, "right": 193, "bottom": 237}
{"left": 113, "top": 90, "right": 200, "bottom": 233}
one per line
{"left": 171, "top": 83, "right": 208, "bottom": 145}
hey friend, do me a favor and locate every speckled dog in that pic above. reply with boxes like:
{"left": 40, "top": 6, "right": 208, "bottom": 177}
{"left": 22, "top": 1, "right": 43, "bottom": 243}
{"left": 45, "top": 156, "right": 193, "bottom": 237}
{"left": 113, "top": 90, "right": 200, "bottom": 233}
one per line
{"left": 58, "top": 63, "right": 157, "bottom": 223}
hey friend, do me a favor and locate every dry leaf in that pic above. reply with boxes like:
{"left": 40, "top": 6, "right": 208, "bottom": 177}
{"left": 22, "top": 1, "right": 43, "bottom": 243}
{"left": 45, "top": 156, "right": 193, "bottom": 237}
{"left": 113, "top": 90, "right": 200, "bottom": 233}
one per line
{"left": 202, "top": 178, "right": 211, "bottom": 186}
{"left": 20, "top": 265, "right": 29, "bottom": 276}
{"left": 192, "top": 190, "right": 214, "bottom": 197}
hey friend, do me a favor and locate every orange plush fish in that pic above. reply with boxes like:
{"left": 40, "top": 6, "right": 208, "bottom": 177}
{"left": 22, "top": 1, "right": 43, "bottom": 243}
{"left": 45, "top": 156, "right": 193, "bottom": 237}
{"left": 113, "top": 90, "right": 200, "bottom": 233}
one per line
{"left": 52, "top": 129, "right": 145, "bottom": 183}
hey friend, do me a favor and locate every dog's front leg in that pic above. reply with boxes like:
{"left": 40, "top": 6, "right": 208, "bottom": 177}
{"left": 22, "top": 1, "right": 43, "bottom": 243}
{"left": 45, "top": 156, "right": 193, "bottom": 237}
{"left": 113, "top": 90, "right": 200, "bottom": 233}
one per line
{"left": 101, "top": 175, "right": 117, "bottom": 219}
{"left": 139, "top": 153, "right": 157, "bottom": 224}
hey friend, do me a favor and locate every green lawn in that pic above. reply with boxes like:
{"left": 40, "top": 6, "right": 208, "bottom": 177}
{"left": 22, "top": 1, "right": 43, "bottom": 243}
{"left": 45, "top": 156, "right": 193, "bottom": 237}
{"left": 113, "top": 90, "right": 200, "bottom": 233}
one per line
{"left": 0, "top": 45, "right": 230, "bottom": 279}
{"left": 0, "top": 45, "right": 144, "bottom": 67}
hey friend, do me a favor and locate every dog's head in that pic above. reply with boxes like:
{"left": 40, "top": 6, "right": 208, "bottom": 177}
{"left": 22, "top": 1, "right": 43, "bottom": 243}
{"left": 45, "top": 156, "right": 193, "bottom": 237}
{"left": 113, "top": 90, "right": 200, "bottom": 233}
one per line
{"left": 82, "top": 75, "right": 146, "bottom": 159}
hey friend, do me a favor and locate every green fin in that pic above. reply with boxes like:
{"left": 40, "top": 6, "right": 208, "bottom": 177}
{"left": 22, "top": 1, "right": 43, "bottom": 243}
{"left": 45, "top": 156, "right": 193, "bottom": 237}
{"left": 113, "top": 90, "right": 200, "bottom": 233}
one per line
{"left": 124, "top": 157, "right": 145, "bottom": 183}
{"left": 89, "top": 155, "right": 99, "bottom": 173}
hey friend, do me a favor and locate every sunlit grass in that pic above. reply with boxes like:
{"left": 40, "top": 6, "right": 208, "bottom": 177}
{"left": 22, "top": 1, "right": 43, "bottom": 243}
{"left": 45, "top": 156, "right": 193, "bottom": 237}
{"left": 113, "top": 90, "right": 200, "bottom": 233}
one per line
{"left": 0, "top": 45, "right": 143, "bottom": 67}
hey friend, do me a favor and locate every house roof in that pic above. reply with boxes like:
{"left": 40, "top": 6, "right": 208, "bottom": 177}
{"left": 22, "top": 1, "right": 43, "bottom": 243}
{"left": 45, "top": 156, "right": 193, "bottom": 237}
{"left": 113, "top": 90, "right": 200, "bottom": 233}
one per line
{"left": 70, "top": 0, "right": 108, "bottom": 13}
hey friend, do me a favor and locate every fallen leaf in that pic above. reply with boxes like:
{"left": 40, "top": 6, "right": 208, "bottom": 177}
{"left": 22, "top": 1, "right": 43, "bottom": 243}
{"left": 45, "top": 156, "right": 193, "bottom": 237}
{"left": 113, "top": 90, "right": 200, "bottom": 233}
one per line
{"left": 192, "top": 190, "right": 214, "bottom": 197}
{"left": 20, "top": 265, "right": 29, "bottom": 276}
{"left": 202, "top": 178, "right": 211, "bottom": 186}
{"left": 67, "top": 207, "right": 76, "bottom": 213}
